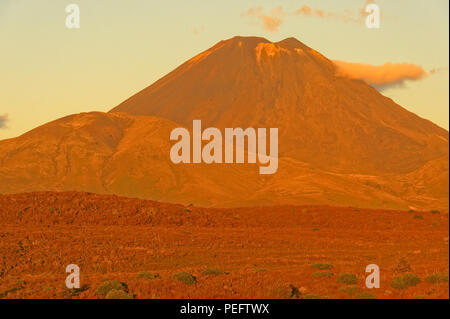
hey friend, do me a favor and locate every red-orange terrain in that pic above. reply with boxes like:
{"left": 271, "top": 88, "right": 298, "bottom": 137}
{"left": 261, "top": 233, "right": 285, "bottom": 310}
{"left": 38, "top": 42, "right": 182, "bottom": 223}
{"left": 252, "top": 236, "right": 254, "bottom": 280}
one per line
{"left": 0, "top": 191, "right": 448, "bottom": 299}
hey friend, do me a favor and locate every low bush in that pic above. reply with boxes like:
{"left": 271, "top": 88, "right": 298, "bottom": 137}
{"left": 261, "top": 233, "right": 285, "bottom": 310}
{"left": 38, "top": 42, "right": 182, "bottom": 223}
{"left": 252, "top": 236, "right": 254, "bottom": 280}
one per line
{"left": 354, "top": 291, "right": 376, "bottom": 299}
{"left": 339, "top": 285, "right": 359, "bottom": 297}
{"left": 96, "top": 280, "right": 128, "bottom": 297}
{"left": 268, "top": 284, "right": 300, "bottom": 299}
{"left": 425, "top": 273, "right": 449, "bottom": 284}
{"left": 311, "top": 263, "right": 333, "bottom": 270}
{"left": 105, "top": 289, "right": 133, "bottom": 299}
{"left": 174, "top": 271, "right": 197, "bottom": 285}
{"left": 202, "top": 268, "right": 226, "bottom": 276}
{"left": 313, "top": 271, "right": 334, "bottom": 278}
{"left": 68, "top": 284, "right": 89, "bottom": 297}
{"left": 390, "top": 273, "right": 421, "bottom": 290}
{"left": 136, "top": 271, "right": 160, "bottom": 280}
{"left": 393, "top": 257, "right": 411, "bottom": 273}
{"left": 337, "top": 273, "right": 358, "bottom": 285}
{"left": 303, "top": 294, "right": 327, "bottom": 299}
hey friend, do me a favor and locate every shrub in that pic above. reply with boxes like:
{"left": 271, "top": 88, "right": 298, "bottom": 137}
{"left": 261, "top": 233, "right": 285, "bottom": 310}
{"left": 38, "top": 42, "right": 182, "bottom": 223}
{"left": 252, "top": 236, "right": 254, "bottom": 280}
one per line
{"left": 337, "top": 273, "right": 358, "bottom": 285}
{"left": 393, "top": 257, "right": 411, "bottom": 273}
{"left": 303, "top": 294, "right": 327, "bottom": 299}
{"left": 268, "top": 284, "right": 300, "bottom": 299}
{"left": 174, "top": 271, "right": 196, "bottom": 285}
{"left": 414, "top": 215, "right": 423, "bottom": 220}
{"left": 339, "top": 285, "right": 359, "bottom": 297}
{"left": 96, "top": 280, "right": 128, "bottom": 297}
{"left": 390, "top": 273, "right": 421, "bottom": 290}
{"left": 202, "top": 268, "right": 226, "bottom": 276}
{"left": 311, "top": 263, "right": 333, "bottom": 270}
{"left": 354, "top": 291, "right": 377, "bottom": 299}
{"left": 289, "top": 285, "right": 301, "bottom": 299}
{"left": 425, "top": 273, "right": 449, "bottom": 284}
{"left": 432, "top": 222, "right": 440, "bottom": 226}
{"left": 313, "top": 271, "right": 334, "bottom": 278}
{"left": 68, "top": 284, "right": 89, "bottom": 297}
{"left": 0, "top": 287, "right": 22, "bottom": 299}
{"left": 136, "top": 271, "right": 160, "bottom": 280}
{"left": 16, "top": 280, "right": 26, "bottom": 287}
{"left": 105, "top": 289, "right": 133, "bottom": 299}
{"left": 312, "top": 227, "right": 319, "bottom": 231}
{"left": 430, "top": 210, "right": 440, "bottom": 214}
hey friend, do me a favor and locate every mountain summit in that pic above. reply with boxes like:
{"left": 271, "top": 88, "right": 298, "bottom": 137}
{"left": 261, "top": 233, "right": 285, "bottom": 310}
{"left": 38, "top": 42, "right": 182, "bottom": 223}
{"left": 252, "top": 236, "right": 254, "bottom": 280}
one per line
{"left": 0, "top": 36, "right": 448, "bottom": 209}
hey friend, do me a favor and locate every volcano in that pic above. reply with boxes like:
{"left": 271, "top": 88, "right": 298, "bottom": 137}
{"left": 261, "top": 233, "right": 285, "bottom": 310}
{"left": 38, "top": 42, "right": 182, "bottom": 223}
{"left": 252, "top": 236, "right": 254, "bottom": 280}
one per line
{"left": 111, "top": 36, "right": 448, "bottom": 175}
{"left": 0, "top": 36, "right": 448, "bottom": 209}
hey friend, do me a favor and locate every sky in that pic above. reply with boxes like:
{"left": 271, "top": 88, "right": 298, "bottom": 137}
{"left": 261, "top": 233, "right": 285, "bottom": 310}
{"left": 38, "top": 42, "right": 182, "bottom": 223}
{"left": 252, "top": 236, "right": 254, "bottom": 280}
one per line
{"left": 0, "top": 0, "right": 448, "bottom": 139}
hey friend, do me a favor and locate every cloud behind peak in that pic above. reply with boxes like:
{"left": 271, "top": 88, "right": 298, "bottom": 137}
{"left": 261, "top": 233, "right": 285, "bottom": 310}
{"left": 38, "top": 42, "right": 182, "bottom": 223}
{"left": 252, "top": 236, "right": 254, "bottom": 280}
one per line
{"left": 333, "top": 60, "right": 428, "bottom": 91}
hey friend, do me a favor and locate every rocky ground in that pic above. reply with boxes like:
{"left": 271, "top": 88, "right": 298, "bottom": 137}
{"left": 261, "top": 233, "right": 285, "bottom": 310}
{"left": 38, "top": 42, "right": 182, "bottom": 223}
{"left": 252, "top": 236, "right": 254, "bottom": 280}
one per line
{"left": 0, "top": 191, "right": 448, "bottom": 299}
